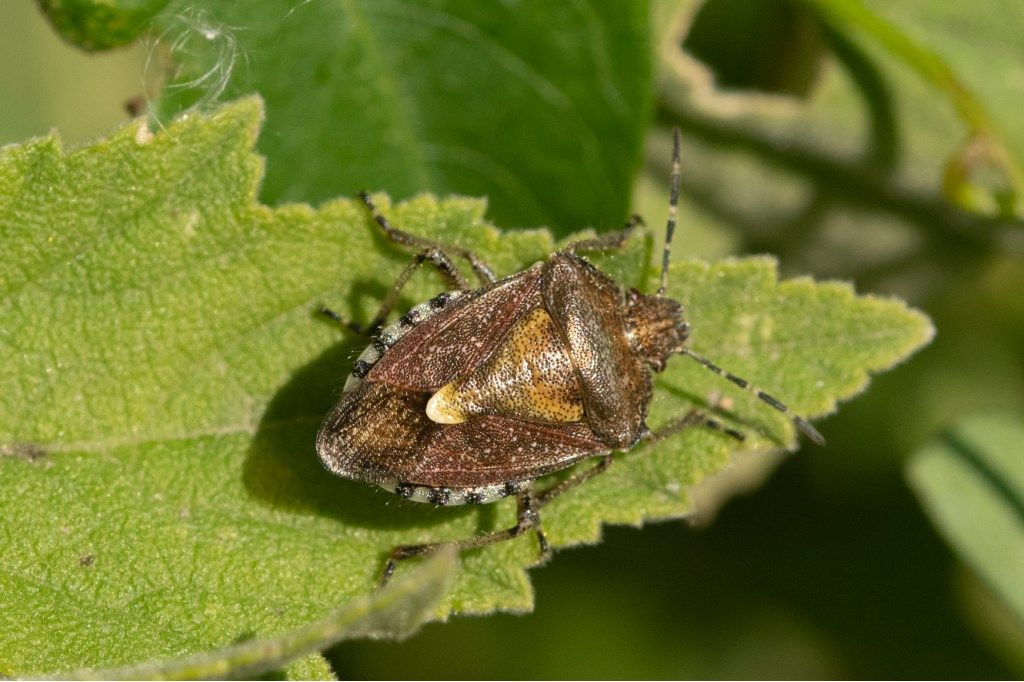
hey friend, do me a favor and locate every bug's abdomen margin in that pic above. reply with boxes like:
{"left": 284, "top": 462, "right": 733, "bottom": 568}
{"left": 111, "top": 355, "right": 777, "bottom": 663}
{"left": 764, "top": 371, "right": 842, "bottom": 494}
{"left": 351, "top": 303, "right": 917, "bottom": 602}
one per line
{"left": 316, "top": 378, "right": 608, "bottom": 505}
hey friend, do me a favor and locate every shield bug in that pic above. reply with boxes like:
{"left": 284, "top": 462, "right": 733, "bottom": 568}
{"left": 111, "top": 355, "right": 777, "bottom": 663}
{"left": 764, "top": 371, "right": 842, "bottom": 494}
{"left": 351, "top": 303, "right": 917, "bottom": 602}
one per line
{"left": 317, "top": 128, "right": 824, "bottom": 584}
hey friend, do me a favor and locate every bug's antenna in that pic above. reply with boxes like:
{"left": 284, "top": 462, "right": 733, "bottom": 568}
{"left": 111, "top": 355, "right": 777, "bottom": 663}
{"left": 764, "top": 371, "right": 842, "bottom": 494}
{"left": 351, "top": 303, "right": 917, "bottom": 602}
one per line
{"left": 657, "top": 127, "right": 683, "bottom": 297}
{"left": 678, "top": 348, "right": 826, "bottom": 445}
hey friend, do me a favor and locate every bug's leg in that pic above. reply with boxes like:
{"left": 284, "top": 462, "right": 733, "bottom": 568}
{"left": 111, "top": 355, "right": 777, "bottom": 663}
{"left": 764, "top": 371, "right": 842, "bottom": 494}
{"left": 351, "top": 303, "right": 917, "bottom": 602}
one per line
{"left": 646, "top": 408, "right": 747, "bottom": 445}
{"left": 317, "top": 250, "right": 439, "bottom": 337}
{"left": 534, "top": 454, "right": 615, "bottom": 510}
{"left": 566, "top": 214, "right": 644, "bottom": 254}
{"left": 678, "top": 348, "right": 826, "bottom": 445}
{"left": 360, "top": 191, "right": 496, "bottom": 287}
{"left": 319, "top": 248, "right": 451, "bottom": 337}
{"left": 520, "top": 493, "right": 551, "bottom": 562}
{"left": 380, "top": 491, "right": 544, "bottom": 587}
{"left": 317, "top": 305, "right": 370, "bottom": 338}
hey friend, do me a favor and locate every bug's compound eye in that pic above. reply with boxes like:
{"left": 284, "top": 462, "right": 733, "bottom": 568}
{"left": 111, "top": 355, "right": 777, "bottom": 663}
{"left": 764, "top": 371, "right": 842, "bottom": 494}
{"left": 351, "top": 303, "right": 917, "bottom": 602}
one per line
{"left": 648, "top": 357, "right": 667, "bottom": 372}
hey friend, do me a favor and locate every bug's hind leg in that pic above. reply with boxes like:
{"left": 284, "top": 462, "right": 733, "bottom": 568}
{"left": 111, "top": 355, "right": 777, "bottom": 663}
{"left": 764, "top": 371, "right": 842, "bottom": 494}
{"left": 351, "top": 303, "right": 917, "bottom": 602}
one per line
{"left": 380, "top": 492, "right": 548, "bottom": 587}
{"left": 646, "top": 408, "right": 747, "bottom": 445}
{"left": 360, "top": 191, "right": 496, "bottom": 287}
{"left": 566, "top": 214, "right": 644, "bottom": 254}
{"left": 530, "top": 412, "right": 742, "bottom": 520}
{"left": 320, "top": 191, "right": 482, "bottom": 337}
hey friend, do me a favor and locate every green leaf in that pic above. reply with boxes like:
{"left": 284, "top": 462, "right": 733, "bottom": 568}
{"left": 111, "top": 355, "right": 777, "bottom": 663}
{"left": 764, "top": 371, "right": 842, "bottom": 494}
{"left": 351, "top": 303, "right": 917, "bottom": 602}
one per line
{"left": 799, "top": 0, "right": 1024, "bottom": 216}
{"left": 282, "top": 653, "right": 335, "bottom": 681}
{"left": 37, "top": 0, "right": 170, "bottom": 51}
{"left": 54, "top": 551, "right": 454, "bottom": 680}
{"left": 0, "top": 99, "right": 932, "bottom": 674}
{"left": 656, "top": 0, "right": 1024, "bottom": 295}
{"left": 37, "top": 0, "right": 653, "bottom": 231}
{"left": 683, "top": 0, "right": 829, "bottom": 98}
{"left": 907, "top": 414, "right": 1024, "bottom": 622}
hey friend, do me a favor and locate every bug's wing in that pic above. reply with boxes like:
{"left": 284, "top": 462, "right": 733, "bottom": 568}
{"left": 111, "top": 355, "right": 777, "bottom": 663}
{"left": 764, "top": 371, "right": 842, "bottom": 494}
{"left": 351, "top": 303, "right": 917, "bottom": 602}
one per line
{"left": 369, "top": 264, "right": 544, "bottom": 392}
{"left": 317, "top": 382, "right": 434, "bottom": 487}
{"left": 317, "top": 381, "right": 607, "bottom": 488}
{"left": 542, "top": 253, "right": 651, "bottom": 449}
{"left": 419, "top": 414, "right": 607, "bottom": 487}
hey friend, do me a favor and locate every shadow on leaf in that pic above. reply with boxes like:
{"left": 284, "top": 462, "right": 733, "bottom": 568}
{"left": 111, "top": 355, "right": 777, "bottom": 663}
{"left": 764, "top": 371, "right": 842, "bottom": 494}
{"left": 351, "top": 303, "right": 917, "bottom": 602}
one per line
{"left": 242, "top": 327, "right": 482, "bottom": 533}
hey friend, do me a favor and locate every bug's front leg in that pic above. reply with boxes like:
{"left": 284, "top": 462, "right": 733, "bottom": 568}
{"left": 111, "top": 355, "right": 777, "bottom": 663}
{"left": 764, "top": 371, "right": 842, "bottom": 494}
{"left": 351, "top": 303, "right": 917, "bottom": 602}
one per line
{"left": 565, "top": 214, "right": 644, "bottom": 254}
{"left": 646, "top": 408, "right": 747, "bottom": 444}
{"left": 380, "top": 492, "right": 547, "bottom": 588}
{"left": 534, "top": 454, "right": 615, "bottom": 509}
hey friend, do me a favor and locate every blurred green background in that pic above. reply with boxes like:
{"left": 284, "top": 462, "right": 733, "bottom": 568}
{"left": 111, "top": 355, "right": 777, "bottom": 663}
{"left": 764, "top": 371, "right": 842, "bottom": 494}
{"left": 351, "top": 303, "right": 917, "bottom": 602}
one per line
{"left": 4, "top": 0, "right": 1023, "bottom": 677}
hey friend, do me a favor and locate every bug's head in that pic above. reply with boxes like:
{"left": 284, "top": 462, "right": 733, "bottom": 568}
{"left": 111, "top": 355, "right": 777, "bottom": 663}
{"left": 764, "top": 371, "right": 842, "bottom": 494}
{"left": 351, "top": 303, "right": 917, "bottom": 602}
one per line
{"left": 624, "top": 288, "right": 690, "bottom": 372}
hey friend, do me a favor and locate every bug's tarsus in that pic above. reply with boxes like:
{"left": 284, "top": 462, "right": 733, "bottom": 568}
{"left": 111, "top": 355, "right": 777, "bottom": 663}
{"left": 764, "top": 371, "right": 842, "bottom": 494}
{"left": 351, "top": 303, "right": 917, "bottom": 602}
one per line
{"left": 678, "top": 348, "right": 825, "bottom": 445}
{"left": 318, "top": 305, "right": 347, "bottom": 327}
{"left": 380, "top": 546, "right": 414, "bottom": 587}
{"left": 657, "top": 128, "right": 683, "bottom": 298}
{"left": 566, "top": 214, "right": 645, "bottom": 254}
{"left": 534, "top": 523, "right": 551, "bottom": 560}
{"left": 359, "top": 191, "right": 496, "bottom": 287}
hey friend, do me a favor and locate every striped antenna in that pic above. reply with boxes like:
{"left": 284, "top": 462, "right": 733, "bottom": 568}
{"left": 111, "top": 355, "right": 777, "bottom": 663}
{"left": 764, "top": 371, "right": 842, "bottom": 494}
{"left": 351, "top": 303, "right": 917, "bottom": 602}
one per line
{"left": 679, "top": 348, "right": 826, "bottom": 445}
{"left": 658, "top": 127, "right": 683, "bottom": 297}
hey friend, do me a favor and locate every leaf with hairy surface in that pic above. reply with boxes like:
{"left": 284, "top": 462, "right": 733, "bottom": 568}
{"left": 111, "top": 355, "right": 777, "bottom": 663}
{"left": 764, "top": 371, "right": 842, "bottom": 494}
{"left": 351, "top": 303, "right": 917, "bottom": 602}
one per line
{"left": 0, "top": 99, "right": 932, "bottom": 675}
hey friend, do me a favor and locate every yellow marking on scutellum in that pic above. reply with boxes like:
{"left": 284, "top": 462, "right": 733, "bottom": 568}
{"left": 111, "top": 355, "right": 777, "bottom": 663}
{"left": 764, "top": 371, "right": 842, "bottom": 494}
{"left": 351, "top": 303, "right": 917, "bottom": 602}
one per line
{"left": 426, "top": 383, "right": 466, "bottom": 424}
{"left": 425, "top": 308, "right": 584, "bottom": 425}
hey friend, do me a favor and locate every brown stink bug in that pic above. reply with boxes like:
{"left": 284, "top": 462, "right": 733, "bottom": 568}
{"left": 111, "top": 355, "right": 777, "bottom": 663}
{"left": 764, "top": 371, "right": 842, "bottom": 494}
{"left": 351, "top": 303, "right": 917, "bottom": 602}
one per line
{"left": 317, "top": 129, "right": 824, "bottom": 584}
